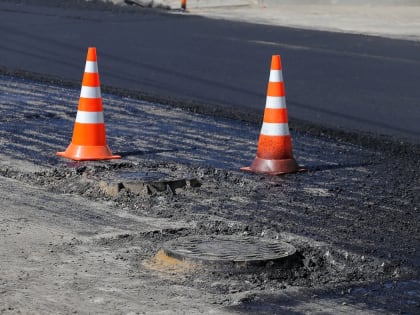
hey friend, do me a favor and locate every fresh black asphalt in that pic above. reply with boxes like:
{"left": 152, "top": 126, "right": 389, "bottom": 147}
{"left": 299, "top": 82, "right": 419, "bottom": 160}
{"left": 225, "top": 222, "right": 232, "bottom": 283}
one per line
{"left": 1, "top": 0, "right": 419, "bottom": 143}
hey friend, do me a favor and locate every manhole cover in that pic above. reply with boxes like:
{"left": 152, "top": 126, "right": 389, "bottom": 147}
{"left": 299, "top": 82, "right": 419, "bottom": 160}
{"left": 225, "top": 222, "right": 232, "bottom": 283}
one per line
{"left": 162, "top": 235, "right": 296, "bottom": 268}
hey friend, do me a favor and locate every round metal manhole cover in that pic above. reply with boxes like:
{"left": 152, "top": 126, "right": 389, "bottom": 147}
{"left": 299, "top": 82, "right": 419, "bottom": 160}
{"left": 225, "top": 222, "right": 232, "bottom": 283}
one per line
{"left": 162, "top": 235, "right": 296, "bottom": 267}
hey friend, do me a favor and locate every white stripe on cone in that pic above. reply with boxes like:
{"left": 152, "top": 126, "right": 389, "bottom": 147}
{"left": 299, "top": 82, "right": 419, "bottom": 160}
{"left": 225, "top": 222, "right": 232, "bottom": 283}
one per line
{"left": 260, "top": 122, "right": 290, "bottom": 136}
{"left": 265, "top": 96, "right": 287, "bottom": 109}
{"left": 84, "top": 61, "right": 98, "bottom": 73}
{"left": 75, "top": 111, "right": 104, "bottom": 124}
{"left": 268, "top": 70, "right": 283, "bottom": 82}
{"left": 80, "top": 86, "right": 101, "bottom": 98}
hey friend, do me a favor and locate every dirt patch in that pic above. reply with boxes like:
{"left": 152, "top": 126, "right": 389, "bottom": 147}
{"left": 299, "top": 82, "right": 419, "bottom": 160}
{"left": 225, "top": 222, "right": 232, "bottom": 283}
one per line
{"left": 1, "top": 160, "right": 418, "bottom": 289}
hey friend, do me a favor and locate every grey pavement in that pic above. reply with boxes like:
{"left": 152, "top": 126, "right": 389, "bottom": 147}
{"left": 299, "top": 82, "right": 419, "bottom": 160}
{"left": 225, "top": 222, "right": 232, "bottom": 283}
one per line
{"left": 119, "top": 0, "right": 420, "bottom": 41}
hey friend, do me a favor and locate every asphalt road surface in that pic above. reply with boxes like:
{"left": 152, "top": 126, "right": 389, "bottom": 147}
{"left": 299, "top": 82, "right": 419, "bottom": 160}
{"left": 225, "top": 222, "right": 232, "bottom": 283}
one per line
{"left": 1, "top": 0, "right": 420, "bottom": 144}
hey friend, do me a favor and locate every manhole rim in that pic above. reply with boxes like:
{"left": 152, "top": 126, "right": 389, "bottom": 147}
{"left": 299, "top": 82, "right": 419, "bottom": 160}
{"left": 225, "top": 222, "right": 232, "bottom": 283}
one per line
{"left": 162, "top": 235, "right": 297, "bottom": 267}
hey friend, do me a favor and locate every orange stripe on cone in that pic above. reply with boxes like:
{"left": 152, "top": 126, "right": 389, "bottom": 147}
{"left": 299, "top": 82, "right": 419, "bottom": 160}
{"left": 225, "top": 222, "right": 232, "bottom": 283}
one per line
{"left": 71, "top": 124, "right": 106, "bottom": 146}
{"left": 256, "top": 134, "right": 293, "bottom": 160}
{"left": 57, "top": 47, "right": 120, "bottom": 161}
{"left": 82, "top": 72, "right": 100, "bottom": 87}
{"left": 263, "top": 108, "right": 288, "bottom": 124}
{"left": 241, "top": 55, "right": 300, "bottom": 175}
{"left": 78, "top": 97, "right": 103, "bottom": 112}
{"left": 267, "top": 82, "right": 285, "bottom": 97}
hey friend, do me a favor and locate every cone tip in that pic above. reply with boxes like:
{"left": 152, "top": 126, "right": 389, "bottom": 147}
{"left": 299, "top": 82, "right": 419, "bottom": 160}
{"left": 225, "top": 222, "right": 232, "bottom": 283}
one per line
{"left": 271, "top": 55, "right": 282, "bottom": 70}
{"left": 86, "top": 47, "right": 97, "bottom": 62}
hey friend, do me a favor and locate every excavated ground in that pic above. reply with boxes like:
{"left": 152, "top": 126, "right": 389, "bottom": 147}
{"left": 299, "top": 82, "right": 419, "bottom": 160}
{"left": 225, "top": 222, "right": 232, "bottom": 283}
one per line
{"left": 0, "top": 75, "right": 419, "bottom": 314}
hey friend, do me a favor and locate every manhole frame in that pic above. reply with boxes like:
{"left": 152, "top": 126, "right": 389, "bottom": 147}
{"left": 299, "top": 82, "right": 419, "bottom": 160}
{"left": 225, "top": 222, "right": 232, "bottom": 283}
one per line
{"left": 162, "top": 235, "right": 297, "bottom": 269}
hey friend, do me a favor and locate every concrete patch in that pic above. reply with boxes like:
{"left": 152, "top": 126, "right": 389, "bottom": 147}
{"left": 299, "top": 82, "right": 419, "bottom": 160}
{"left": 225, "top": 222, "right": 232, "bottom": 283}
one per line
{"left": 97, "top": 171, "right": 201, "bottom": 197}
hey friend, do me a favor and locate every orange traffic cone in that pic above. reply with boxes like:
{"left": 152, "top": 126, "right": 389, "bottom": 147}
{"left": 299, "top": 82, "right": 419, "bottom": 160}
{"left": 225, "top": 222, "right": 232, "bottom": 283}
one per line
{"left": 57, "top": 47, "right": 121, "bottom": 161}
{"left": 241, "top": 55, "right": 300, "bottom": 175}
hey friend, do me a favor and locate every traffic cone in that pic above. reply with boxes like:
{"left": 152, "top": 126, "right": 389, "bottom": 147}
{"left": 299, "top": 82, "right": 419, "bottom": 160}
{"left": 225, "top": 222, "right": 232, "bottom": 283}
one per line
{"left": 57, "top": 47, "right": 121, "bottom": 161}
{"left": 241, "top": 55, "right": 299, "bottom": 175}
